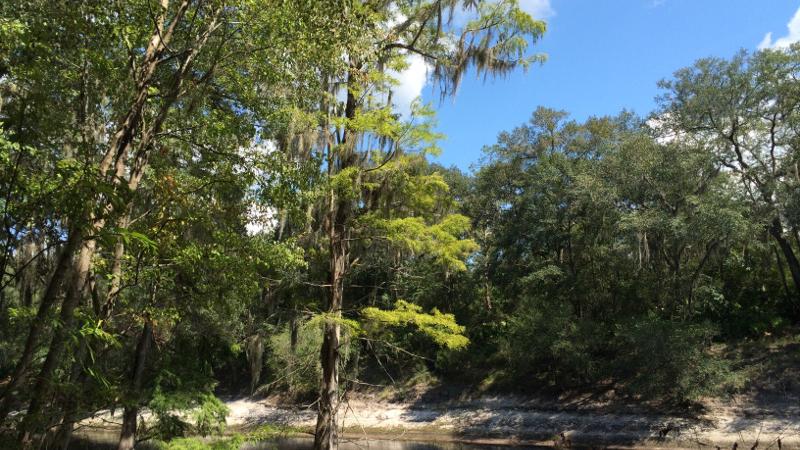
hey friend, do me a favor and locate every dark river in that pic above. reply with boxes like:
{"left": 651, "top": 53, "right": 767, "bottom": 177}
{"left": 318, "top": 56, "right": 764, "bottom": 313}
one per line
{"left": 67, "top": 433, "right": 545, "bottom": 450}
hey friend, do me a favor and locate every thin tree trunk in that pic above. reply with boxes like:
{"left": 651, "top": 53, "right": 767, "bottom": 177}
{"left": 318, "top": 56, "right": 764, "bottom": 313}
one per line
{"left": 117, "top": 317, "right": 153, "bottom": 450}
{"left": 290, "top": 316, "right": 299, "bottom": 354}
{"left": 17, "top": 231, "right": 38, "bottom": 307}
{"left": 245, "top": 334, "right": 264, "bottom": 395}
{"left": 53, "top": 257, "right": 122, "bottom": 450}
{"left": 315, "top": 215, "right": 345, "bottom": 449}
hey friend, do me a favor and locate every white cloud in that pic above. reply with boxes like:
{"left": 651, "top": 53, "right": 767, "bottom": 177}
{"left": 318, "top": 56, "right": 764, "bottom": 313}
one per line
{"left": 388, "top": 53, "right": 430, "bottom": 118}
{"left": 454, "top": 0, "right": 554, "bottom": 24}
{"left": 758, "top": 6, "right": 800, "bottom": 49}
{"left": 519, "top": 0, "right": 555, "bottom": 19}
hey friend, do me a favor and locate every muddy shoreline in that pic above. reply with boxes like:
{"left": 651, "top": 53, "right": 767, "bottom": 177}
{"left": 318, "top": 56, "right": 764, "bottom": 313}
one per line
{"left": 227, "top": 397, "right": 800, "bottom": 448}
{"left": 71, "top": 395, "right": 800, "bottom": 448}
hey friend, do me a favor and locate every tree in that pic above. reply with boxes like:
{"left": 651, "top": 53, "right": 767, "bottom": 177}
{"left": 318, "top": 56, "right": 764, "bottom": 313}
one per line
{"left": 0, "top": 0, "right": 355, "bottom": 447}
{"left": 657, "top": 46, "right": 800, "bottom": 309}
{"left": 298, "top": 2, "right": 546, "bottom": 447}
{"left": 464, "top": 107, "right": 753, "bottom": 397}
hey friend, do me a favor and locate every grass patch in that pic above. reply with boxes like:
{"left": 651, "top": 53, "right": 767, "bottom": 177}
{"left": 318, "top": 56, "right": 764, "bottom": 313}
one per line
{"left": 154, "top": 435, "right": 244, "bottom": 450}
{"left": 245, "top": 423, "right": 306, "bottom": 441}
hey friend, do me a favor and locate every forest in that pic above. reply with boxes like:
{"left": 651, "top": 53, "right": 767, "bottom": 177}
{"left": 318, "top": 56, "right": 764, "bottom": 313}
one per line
{"left": 1, "top": 1, "right": 800, "bottom": 450}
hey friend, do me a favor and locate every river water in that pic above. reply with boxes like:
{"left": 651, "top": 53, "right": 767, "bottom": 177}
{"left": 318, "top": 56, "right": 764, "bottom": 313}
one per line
{"left": 245, "top": 438, "right": 541, "bottom": 449}
{"left": 67, "top": 434, "right": 543, "bottom": 450}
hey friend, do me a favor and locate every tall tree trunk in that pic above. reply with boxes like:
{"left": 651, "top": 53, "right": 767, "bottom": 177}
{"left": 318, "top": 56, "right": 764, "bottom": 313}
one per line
{"left": 314, "top": 208, "right": 346, "bottom": 450}
{"left": 117, "top": 317, "right": 153, "bottom": 450}
{"left": 17, "top": 231, "right": 38, "bottom": 307}
{"left": 0, "top": 231, "right": 79, "bottom": 424}
{"left": 314, "top": 63, "right": 358, "bottom": 450}
{"left": 18, "top": 239, "right": 96, "bottom": 448}
{"left": 290, "top": 316, "right": 299, "bottom": 354}
{"left": 53, "top": 259, "right": 121, "bottom": 450}
{"left": 314, "top": 318, "right": 341, "bottom": 450}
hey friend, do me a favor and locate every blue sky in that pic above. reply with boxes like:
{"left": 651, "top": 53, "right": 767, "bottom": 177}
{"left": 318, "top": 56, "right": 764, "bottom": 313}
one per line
{"left": 414, "top": 1, "right": 800, "bottom": 171}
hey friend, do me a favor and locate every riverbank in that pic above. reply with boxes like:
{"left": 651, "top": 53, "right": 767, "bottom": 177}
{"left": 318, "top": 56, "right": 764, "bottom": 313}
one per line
{"left": 75, "top": 393, "right": 800, "bottom": 449}
{"left": 226, "top": 395, "right": 800, "bottom": 448}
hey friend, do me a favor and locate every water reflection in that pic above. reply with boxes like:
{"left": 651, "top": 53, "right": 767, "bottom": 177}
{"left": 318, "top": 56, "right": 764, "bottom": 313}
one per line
{"left": 244, "top": 437, "right": 539, "bottom": 450}
{"left": 68, "top": 434, "right": 542, "bottom": 450}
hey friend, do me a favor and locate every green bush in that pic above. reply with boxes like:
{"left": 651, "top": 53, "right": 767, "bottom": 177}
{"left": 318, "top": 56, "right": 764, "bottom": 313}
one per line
{"left": 155, "top": 435, "right": 243, "bottom": 450}
{"left": 193, "top": 394, "right": 230, "bottom": 437}
{"left": 246, "top": 423, "right": 303, "bottom": 441}
{"left": 499, "top": 300, "right": 598, "bottom": 387}
{"left": 492, "top": 300, "right": 742, "bottom": 403}
{"left": 148, "top": 388, "right": 229, "bottom": 440}
{"left": 611, "top": 316, "right": 735, "bottom": 402}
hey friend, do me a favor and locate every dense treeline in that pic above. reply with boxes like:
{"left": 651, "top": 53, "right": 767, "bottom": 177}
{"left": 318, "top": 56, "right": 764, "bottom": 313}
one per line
{"left": 1, "top": 1, "right": 800, "bottom": 450}
{"left": 454, "top": 49, "right": 800, "bottom": 400}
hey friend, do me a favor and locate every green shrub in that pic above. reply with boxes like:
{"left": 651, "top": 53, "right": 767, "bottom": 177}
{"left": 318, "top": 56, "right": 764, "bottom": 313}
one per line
{"left": 499, "top": 300, "right": 598, "bottom": 387}
{"left": 148, "top": 388, "right": 229, "bottom": 440}
{"left": 246, "top": 423, "right": 302, "bottom": 441}
{"left": 493, "top": 300, "right": 743, "bottom": 403}
{"left": 155, "top": 435, "right": 243, "bottom": 450}
{"left": 611, "top": 316, "right": 735, "bottom": 402}
{"left": 193, "top": 394, "right": 230, "bottom": 437}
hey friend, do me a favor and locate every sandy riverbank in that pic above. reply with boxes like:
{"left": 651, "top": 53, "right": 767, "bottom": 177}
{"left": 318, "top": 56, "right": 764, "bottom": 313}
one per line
{"left": 208, "top": 395, "right": 800, "bottom": 448}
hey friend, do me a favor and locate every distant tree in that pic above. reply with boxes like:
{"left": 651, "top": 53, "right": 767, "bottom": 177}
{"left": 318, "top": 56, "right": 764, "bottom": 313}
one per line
{"left": 657, "top": 46, "right": 800, "bottom": 309}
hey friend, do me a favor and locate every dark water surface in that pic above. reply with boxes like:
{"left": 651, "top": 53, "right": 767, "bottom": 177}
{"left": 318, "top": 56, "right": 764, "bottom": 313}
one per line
{"left": 243, "top": 438, "right": 543, "bottom": 450}
{"left": 67, "top": 433, "right": 545, "bottom": 450}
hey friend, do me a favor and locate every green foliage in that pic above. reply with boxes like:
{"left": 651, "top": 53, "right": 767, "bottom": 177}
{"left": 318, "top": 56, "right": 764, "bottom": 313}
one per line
{"left": 246, "top": 424, "right": 304, "bottom": 441}
{"left": 361, "top": 214, "right": 478, "bottom": 272}
{"left": 462, "top": 98, "right": 793, "bottom": 403}
{"left": 498, "top": 300, "right": 597, "bottom": 386}
{"left": 5, "top": 3, "right": 800, "bottom": 448}
{"left": 612, "top": 317, "right": 736, "bottom": 401}
{"left": 306, "top": 312, "right": 363, "bottom": 337}
{"left": 155, "top": 435, "right": 244, "bottom": 450}
{"left": 148, "top": 389, "right": 229, "bottom": 440}
{"left": 266, "top": 324, "right": 320, "bottom": 398}
{"left": 193, "top": 395, "right": 230, "bottom": 437}
{"left": 362, "top": 300, "right": 469, "bottom": 350}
